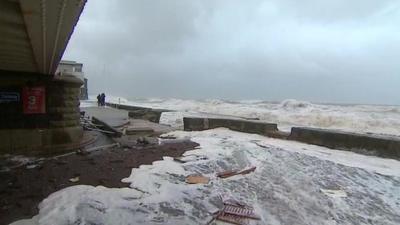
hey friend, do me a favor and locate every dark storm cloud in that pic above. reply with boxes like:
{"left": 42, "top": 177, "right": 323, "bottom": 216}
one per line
{"left": 63, "top": 0, "right": 400, "bottom": 104}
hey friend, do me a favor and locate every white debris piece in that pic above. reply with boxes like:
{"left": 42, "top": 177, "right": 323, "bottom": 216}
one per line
{"left": 69, "top": 177, "right": 80, "bottom": 183}
{"left": 320, "top": 189, "right": 348, "bottom": 198}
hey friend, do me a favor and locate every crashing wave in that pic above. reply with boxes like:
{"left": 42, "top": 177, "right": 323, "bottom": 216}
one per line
{"left": 279, "top": 99, "right": 312, "bottom": 109}
{"left": 102, "top": 96, "right": 400, "bottom": 136}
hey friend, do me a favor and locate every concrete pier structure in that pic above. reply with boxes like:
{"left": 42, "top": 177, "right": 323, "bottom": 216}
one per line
{"left": 0, "top": 0, "right": 86, "bottom": 154}
{"left": 0, "top": 72, "right": 84, "bottom": 154}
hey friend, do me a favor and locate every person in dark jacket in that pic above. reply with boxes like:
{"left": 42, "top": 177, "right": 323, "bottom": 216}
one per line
{"left": 97, "top": 94, "right": 101, "bottom": 107}
{"left": 101, "top": 93, "right": 106, "bottom": 106}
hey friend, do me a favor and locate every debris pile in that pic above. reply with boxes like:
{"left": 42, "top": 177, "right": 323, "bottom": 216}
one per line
{"left": 80, "top": 115, "right": 116, "bottom": 135}
{"left": 208, "top": 197, "right": 261, "bottom": 225}
{"left": 183, "top": 166, "right": 259, "bottom": 224}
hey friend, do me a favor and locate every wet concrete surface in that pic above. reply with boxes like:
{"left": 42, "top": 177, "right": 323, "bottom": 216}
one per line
{"left": 0, "top": 137, "right": 198, "bottom": 225}
{"left": 82, "top": 107, "right": 129, "bottom": 128}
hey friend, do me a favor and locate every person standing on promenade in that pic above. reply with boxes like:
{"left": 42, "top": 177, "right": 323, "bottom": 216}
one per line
{"left": 101, "top": 93, "right": 106, "bottom": 106}
{"left": 97, "top": 94, "right": 101, "bottom": 106}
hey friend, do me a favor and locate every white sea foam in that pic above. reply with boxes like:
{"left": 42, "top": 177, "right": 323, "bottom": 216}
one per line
{"left": 79, "top": 100, "right": 97, "bottom": 108}
{"left": 105, "top": 97, "right": 400, "bottom": 136}
{"left": 11, "top": 129, "right": 400, "bottom": 225}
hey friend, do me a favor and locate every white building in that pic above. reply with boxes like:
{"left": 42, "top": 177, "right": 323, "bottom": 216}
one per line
{"left": 56, "top": 60, "right": 84, "bottom": 79}
{"left": 56, "top": 60, "right": 88, "bottom": 100}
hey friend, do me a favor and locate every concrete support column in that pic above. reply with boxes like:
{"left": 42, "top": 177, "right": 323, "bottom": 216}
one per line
{"left": 45, "top": 75, "right": 84, "bottom": 147}
{"left": 0, "top": 72, "right": 83, "bottom": 155}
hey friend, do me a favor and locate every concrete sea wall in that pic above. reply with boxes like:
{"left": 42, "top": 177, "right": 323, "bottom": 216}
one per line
{"left": 183, "top": 117, "right": 279, "bottom": 136}
{"left": 183, "top": 117, "right": 400, "bottom": 159}
{"left": 105, "top": 103, "right": 400, "bottom": 159}
{"left": 289, "top": 127, "right": 400, "bottom": 159}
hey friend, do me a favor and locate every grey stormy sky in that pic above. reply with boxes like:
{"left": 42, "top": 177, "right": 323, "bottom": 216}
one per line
{"left": 63, "top": 0, "right": 400, "bottom": 105}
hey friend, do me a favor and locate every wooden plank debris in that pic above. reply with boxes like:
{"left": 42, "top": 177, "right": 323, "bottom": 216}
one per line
{"left": 217, "top": 166, "right": 256, "bottom": 178}
{"left": 185, "top": 175, "right": 210, "bottom": 184}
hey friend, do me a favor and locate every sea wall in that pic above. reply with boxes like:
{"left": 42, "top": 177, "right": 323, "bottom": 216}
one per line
{"left": 183, "top": 117, "right": 279, "bottom": 136}
{"left": 183, "top": 117, "right": 400, "bottom": 159}
{"left": 104, "top": 103, "right": 400, "bottom": 159}
{"left": 289, "top": 127, "right": 400, "bottom": 158}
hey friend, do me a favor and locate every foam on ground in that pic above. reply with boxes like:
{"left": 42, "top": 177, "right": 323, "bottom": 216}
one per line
{"left": 11, "top": 129, "right": 400, "bottom": 225}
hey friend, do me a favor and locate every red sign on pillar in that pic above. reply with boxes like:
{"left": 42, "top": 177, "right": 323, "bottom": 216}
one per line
{"left": 22, "top": 86, "right": 46, "bottom": 114}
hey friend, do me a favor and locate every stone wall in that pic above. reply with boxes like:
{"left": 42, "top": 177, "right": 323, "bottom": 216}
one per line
{"left": 0, "top": 71, "right": 83, "bottom": 155}
{"left": 47, "top": 75, "right": 82, "bottom": 130}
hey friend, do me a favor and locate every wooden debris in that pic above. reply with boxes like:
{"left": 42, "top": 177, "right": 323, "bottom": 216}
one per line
{"left": 211, "top": 196, "right": 261, "bottom": 225}
{"left": 217, "top": 170, "right": 237, "bottom": 178}
{"left": 185, "top": 175, "right": 210, "bottom": 184}
{"left": 174, "top": 155, "right": 208, "bottom": 163}
{"left": 217, "top": 212, "right": 248, "bottom": 225}
{"left": 223, "top": 205, "right": 260, "bottom": 220}
{"left": 237, "top": 167, "right": 256, "bottom": 175}
{"left": 217, "top": 166, "right": 256, "bottom": 178}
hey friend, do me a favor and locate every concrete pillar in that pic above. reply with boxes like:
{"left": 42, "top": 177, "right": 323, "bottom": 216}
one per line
{"left": 0, "top": 71, "right": 83, "bottom": 155}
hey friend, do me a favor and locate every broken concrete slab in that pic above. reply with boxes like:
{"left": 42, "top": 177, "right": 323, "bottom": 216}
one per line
{"left": 92, "top": 117, "right": 122, "bottom": 137}
{"left": 125, "top": 127, "right": 154, "bottom": 135}
{"left": 105, "top": 102, "right": 171, "bottom": 123}
{"left": 106, "top": 102, "right": 171, "bottom": 113}
{"left": 128, "top": 109, "right": 163, "bottom": 123}
{"left": 129, "top": 119, "right": 175, "bottom": 135}
{"left": 83, "top": 107, "right": 129, "bottom": 128}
